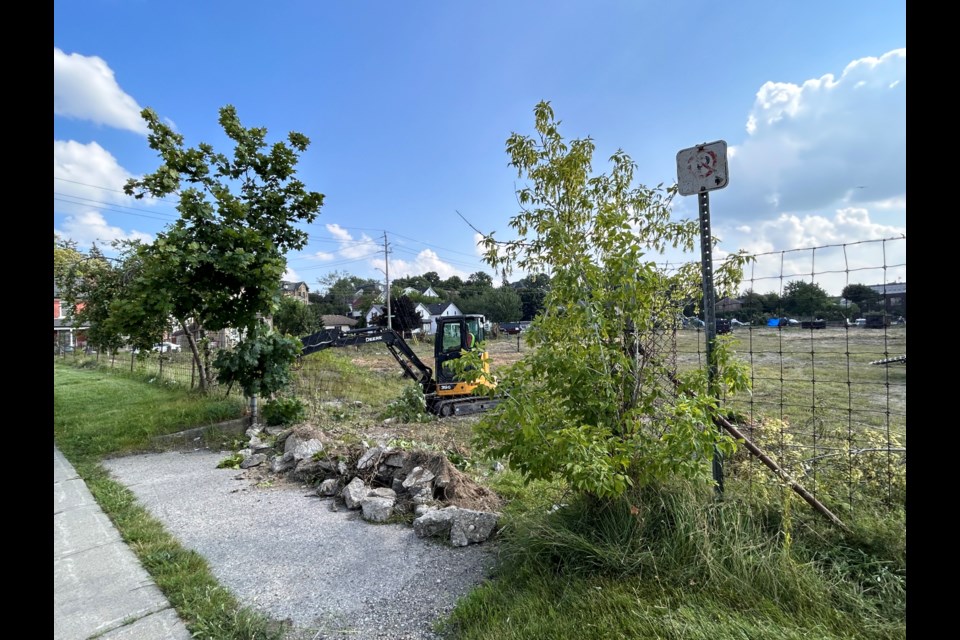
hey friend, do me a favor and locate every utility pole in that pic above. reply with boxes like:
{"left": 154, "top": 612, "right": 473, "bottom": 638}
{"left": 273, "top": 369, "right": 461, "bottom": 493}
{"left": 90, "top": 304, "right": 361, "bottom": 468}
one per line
{"left": 383, "top": 232, "right": 392, "bottom": 330}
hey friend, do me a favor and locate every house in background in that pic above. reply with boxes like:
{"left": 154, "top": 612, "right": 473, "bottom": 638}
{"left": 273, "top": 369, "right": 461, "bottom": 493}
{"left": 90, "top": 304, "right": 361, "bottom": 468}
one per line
{"left": 319, "top": 315, "right": 358, "bottom": 331}
{"left": 348, "top": 285, "right": 384, "bottom": 319}
{"left": 281, "top": 281, "right": 309, "bottom": 304}
{"left": 170, "top": 323, "right": 241, "bottom": 351}
{"left": 424, "top": 301, "right": 462, "bottom": 334}
{"left": 402, "top": 285, "right": 441, "bottom": 299}
{"left": 362, "top": 299, "right": 460, "bottom": 335}
{"left": 364, "top": 304, "right": 387, "bottom": 326}
{"left": 54, "top": 284, "right": 88, "bottom": 349}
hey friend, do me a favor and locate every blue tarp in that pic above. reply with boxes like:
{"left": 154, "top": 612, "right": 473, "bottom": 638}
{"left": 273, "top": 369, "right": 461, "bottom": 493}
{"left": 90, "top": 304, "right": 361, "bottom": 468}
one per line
{"left": 767, "top": 318, "right": 779, "bottom": 327}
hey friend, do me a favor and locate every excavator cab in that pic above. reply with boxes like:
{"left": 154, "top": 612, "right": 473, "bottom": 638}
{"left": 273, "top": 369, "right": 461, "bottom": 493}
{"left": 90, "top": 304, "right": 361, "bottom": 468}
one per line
{"left": 434, "top": 315, "right": 492, "bottom": 393}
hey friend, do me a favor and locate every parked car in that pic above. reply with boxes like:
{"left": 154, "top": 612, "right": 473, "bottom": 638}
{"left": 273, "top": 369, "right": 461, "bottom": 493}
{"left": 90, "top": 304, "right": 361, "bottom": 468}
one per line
{"left": 500, "top": 322, "right": 523, "bottom": 335}
{"left": 152, "top": 341, "right": 182, "bottom": 353}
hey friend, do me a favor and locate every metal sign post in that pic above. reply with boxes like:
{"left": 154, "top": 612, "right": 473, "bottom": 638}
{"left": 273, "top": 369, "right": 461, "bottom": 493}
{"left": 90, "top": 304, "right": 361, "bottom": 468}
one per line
{"left": 676, "top": 140, "right": 729, "bottom": 495}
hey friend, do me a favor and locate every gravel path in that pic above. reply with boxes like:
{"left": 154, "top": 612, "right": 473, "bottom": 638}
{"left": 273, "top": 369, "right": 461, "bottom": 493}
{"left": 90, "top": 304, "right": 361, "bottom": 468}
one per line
{"left": 103, "top": 449, "right": 498, "bottom": 639}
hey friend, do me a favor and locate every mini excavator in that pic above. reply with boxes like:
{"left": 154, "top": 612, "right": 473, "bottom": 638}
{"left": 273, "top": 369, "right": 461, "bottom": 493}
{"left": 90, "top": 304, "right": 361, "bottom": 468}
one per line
{"left": 297, "top": 314, "right": 499, "bottom": 417}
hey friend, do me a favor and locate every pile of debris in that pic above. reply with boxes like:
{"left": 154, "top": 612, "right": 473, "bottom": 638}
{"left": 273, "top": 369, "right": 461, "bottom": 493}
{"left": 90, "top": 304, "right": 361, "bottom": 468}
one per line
{"left": 233, "top": 424, "right": 503, "bottom": 547}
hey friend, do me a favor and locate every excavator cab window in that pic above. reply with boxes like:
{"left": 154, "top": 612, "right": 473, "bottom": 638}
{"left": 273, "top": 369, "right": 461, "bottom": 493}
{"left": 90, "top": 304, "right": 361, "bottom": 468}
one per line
{"left": 441, "top": 323, "right": 463, "bottom": 352}
{"left": 465, "top": 317, "right": 484, "bottom": 344}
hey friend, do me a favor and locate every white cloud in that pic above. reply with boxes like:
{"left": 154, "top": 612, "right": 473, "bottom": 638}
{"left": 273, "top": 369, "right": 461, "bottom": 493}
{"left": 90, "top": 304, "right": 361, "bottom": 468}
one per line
{"left": 325, "top": 223, "right": 380, "bottom": 259}
{"left": 54, "top": 48, "right": 149, "bottom": 134}
{"left": 55, "top": 210, "right": 153, "bottom": 249}
{"left": 388, "top": 249, "right": 468, "bottom": 281}
{"left": 54, "top": 140, "right": 138, "bottom": 214}
{"left": 283, "top": 267, "right": 301, "bottom": 282}
{"left": 320, "top": 223, "right": 468, "bottom": 279}
{"left": 721, "top": 49, "right": 905, "bottom": 222}
{"left": 310, "top": 251, "right": 336, "bottom": 261}
{"left": 717, "top": 207, "right": 905, "bottom": 295}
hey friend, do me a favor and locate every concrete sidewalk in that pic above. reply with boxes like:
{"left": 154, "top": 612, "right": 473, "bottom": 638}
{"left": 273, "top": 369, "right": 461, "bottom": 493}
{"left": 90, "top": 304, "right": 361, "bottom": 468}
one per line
{"left": 54, "top": 445, "right": 192, "bottom": 640}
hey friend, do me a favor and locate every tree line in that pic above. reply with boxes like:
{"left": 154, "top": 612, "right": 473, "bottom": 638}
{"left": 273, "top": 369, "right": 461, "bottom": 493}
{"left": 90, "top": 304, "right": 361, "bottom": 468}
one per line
{"left": 712, "top": 281, "right": 904, "bottom": 325}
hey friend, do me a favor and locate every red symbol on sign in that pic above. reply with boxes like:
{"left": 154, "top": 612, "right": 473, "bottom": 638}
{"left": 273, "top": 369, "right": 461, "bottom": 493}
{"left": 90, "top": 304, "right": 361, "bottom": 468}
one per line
{"left": 688, "top": 149, "right": 718, "bottom": 179}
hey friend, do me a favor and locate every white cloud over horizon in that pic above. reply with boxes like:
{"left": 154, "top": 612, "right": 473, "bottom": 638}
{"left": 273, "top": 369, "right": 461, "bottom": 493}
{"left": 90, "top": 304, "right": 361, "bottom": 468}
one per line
{"left": 55, "top": 210, "right": 153, "bottom": 249}
{"left": 54, "top": 140, "right": 136, "bottom": 212}
{"left": 664, "top": 49, "right": 907, "bottom": 296}
{"left": 323, "top": 223, "right": 468, "bottom": 280}
{"left": 54, "top": 139, "right": 166, "bottom": 251}
{"left": 388, "top": 248, "right": 469, "bottom": 281}
{"left": 723, "top": 48, "right": 905, "bottom": 222}
{"left": 54, "top": 48, "right": 149, "bottom": 134}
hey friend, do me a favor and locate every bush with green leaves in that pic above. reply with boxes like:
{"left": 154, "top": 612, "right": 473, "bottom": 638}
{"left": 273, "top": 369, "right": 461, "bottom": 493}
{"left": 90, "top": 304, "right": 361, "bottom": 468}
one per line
{"left": 214, "top": 324, "right": 301, "bottom": 398}
{"left": 262, "top": 396, "right": 308, "bottom": 426}
{"left": 472, "top": 101, "right": 750, "bottom": 499}
{"left": 381, "top": 384, "right": 434, "bottom": 423}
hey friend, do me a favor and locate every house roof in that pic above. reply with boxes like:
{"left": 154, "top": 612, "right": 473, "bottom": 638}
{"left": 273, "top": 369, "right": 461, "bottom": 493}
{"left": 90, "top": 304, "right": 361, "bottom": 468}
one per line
{"left": 320, "top": 315, "right": 357, "bottom": 327}
{"left": 281, "top": 280, "right": 308, "bottom": 292}
{"left": 426, "top": 302, "right": 456, "bottom": 315}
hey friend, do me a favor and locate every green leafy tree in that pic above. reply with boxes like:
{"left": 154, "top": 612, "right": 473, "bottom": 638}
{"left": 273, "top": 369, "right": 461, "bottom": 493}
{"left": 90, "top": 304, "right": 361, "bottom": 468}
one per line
{"left": 841, "top": 283, "right": 881, "bottom": 314}
{"left": 54, "top": 233, "right": 84, "bottom": 282}
{"left": 213, "top": 323, "right": 301, "bottom": 398}
{"left": 782, "top": 281, "right": 829, "bottom": 319}
{"left": 273, "top": 296, "right": 316, "bottom": 336}
{"left": 375, "top": 295, "right": 423, "bottom": 332}
{"left": 471, "top": 101, "right": 749, "bottom": 499}
{"left": 512, "top": 274, "right": 551, "bottom": 320}
{"left": 122, "top": 105, "right": 324, "bottom": 392}
{"left": 457, "top": 271, "right": 496, "bottom": 301}
{"left": 460, "top": 286, "right": 522, "bottom": 323}
{"left": 442, "top": 275, "right": 464, "bottom": 294}
{"left": 54, "top": 238, "right": 142, "bottom": 354}
{"left": 737, "top": 290, "right": 765, "bottom": 324}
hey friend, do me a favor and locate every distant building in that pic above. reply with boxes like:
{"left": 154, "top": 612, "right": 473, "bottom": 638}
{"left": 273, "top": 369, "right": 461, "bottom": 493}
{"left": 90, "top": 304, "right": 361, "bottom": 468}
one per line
{"left": 866, "top": 282, "right": 906, "bottom": 316}
{"left": 319, "top": 315, "right": 358, "bottom": 331}
{"left": 280, "top": 281, "right": 309, "bottom": 304}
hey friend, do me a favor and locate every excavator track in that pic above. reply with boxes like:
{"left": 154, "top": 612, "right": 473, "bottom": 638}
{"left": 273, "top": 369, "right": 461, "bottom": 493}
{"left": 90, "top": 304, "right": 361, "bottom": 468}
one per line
{"left": 432, "top": 396, "right": 501, "bottom": 417}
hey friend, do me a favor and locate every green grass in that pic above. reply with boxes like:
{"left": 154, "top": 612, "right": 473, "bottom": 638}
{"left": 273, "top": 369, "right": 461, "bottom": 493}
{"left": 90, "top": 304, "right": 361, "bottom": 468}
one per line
{"left": 442, "top": 475, "right": 905, "bottom": 640}
{"left": 54, "top": 362, "right": 288, "bottom": 640}
{"left": 674, "top": 326, "right": 906, "bottom": 512}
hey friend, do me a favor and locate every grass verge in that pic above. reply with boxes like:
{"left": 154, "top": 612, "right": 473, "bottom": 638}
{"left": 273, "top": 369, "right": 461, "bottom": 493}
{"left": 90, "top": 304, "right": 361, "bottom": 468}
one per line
{"left": 440, "top": 474, "right": 905, "bottom": 640}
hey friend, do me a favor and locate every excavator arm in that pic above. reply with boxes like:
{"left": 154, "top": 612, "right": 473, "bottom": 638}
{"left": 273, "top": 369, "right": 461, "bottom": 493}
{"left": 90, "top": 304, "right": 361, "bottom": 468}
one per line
{"left": 298, "top": 326, "right": 435, "bottom": 390}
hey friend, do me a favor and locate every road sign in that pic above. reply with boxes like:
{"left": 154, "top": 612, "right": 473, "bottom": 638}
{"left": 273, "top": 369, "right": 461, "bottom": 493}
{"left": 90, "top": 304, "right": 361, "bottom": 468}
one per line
{"left": 676, "top": 140, "right": 729, "bottom": 196}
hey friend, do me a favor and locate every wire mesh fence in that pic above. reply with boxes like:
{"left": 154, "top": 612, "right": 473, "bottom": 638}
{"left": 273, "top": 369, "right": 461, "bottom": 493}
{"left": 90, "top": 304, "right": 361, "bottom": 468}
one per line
{"left": 674, "top": 235, "right": 906, "bottom": 516}
{"left": 53, "top": 347, "right": 245, "bottom": 399}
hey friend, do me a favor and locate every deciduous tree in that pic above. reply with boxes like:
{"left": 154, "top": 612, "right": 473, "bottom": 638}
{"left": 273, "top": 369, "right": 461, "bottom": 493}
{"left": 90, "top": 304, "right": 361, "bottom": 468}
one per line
{"left": 123, "top": 105, "right": 324, "bottom": 393}
{"left": 471, "top": 101, "right": 749, "bottom": 498}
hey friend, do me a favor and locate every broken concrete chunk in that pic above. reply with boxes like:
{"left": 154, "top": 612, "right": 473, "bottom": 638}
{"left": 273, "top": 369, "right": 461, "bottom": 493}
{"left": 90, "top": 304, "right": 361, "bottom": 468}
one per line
{"left": 341, "top": 477, "right": 369, "bottom": 510}
{"left": 317, "top": 478, "right": 339, "bottom": 497}
{"left": 239, "top": 453, "right": 266, "bottom": 469}
{"left": 360, "top": 496, "right": 396, "bottom": 522}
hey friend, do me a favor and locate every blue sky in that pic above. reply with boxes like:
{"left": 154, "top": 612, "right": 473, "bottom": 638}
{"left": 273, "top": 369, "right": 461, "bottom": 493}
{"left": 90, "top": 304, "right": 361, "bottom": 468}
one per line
{"left": 54, "top": 1, "right": 906, "bottom": 296}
